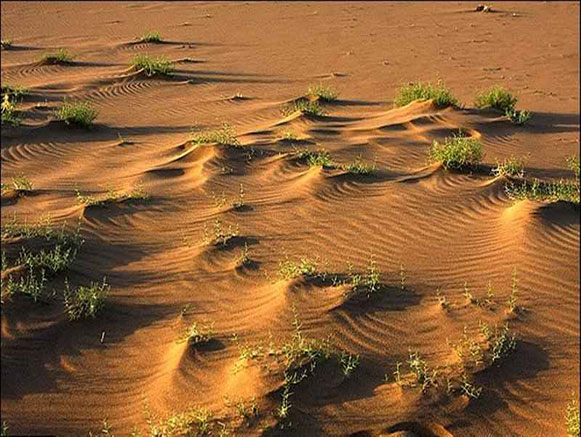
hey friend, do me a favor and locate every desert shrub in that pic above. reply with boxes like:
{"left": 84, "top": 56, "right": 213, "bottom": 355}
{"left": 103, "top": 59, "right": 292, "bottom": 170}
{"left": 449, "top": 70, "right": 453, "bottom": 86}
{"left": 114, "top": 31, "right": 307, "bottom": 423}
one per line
{"left": 191, "top": 123, "right": 240, "bottom": 146}
{"left": 140, "top": 31, "right": 162, "bottom": 43}
{"left": 281, "top": 100, "right": 326, "bottom": 116}
{"left": 1, "top": 84, "right": 29, "bottom": 100}
{"left": 64, "top": 278, "right": 109, "bottom": 320}
{"left": 394, "top": 81, "right": 458, "bottom": 108}
{"left": 278, "top": 257, "right": 318, "bottom": 280}
{"left": 56, "top": 101, "right": 98, "bottom": 128}
{"left": 294, "top": 149, "right": 334, "bottom": 168}
{"left": 506, "top": 108, "right": 532, "bottom": 125}
{"left": 566, "top": 391, "right": 580, "bottom": 437}
{"left": 177, "top": 322, "right": 214, "bottom": 346}
{"left": 131, "top": 54, "right": 174, "bottom": 76}
{"left": 475, "top": 86, "right": 518, "bottom": 113}
{"left": 42, "top": 48, "right": 75, "bottom": 64}
{"left": 1, "top": 39, "right": 12, "bottom": 49}
{"left": 505, "top": 178, "right": 580, "bottom": 204}
{"left": 429, "top": 136, "right": 483, "bottom": 169}
{"left": 306, "top": 83, "right": 338, "bottom": 101}
{"left": 567, "top": 156, "right": 580, "bottom": 180}
{"left": 340, "top": 155, "right": 377, "bottom": 175}
{"left": 1, "top": 94, "right": 19, "bottom": 125}
{"left": 492, "top": 156, "right": 525, "bottom": 178}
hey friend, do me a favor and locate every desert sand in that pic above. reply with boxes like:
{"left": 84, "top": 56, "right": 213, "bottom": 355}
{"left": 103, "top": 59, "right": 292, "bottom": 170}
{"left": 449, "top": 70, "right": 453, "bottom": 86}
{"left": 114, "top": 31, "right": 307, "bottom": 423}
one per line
{"left": 1, "top": 1, "right": 580, "bottom": 436}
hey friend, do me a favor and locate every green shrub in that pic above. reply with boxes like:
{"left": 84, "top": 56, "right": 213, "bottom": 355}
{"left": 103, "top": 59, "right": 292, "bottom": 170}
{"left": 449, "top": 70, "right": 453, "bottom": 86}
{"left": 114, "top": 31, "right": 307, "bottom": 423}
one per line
{"left": 506, "top": 108, "right": 531, "bottom": 125}
{"left": 1, "top": 84, "right": 29, "bottom": 100}
{"left": 505, "top": 178, "right": 579, "bottom": 204}
{"left": 306, "top": 83, "right": 338, "bottom": 101}
{"left": 42, "top": 48, "right": 75, "bottom": 64}
{"left": 1, "top": 40, "right": 12, "bottom": 49}
{"left": 475, "top": 86, "right": 518, "bottom": 113}
{"left": 56, "top": 101, "right": 98, "bottom": 128}
{"left": 1, "top": 94, "right": 19, "bottom": 125}
{"left": 566, "top": 391, "right": 580, "bottom": 437}
{"left": 394, "top": 81, "right": 458, "bottom": 108}
{"left": 191, "top": 123, "right": 240, "bottom": 146}
{"left": 567, "top": 156, "right": 580, "bottom": 180}
{"left": 429, "top": 136, "right": 483, "bottom": 169}
{"left": 340, "top": 155, "right": 377, "bottom": 175}
{"left": 131, "top": 54, "right": 174, "bottom": 77}
{"left": 140, "top": 31, "right": 162, "bottom": 43}
{"left": 492, "top": 156, "right": 525, "bottom": 178}
{"left": 281, "top": 100, "right": 326, "bottom": 116}
{"left": 295, "top": 149, "right": 334, "bottom": 168}
{"left": 64, "top": 278, "right": 109, "bottom": 320}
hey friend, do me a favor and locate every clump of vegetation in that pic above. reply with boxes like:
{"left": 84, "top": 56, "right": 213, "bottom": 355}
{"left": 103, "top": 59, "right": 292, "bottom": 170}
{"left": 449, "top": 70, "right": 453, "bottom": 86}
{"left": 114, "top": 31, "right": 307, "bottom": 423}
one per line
{"left": 143, "top": 405, "right": 214, "bottom": 437}
{"left": 277, "top": 256, "right": 318, "bottom": 280}
{"left": 203, "top": 218, "right": 239, "bottom": 247}
{"left": 56, "top": 101, "right": 98, "bottom": 128}
{"left": 566, "top": 391, "right": 580, "bottom": 437}
{"left": 232, "top": 184, "right": 245, "bottom": 209}
{"left": 339, "top": 154, "right": 377, "bottom": 175}
{"left": 131, "top": 54, "right": 174, "bottom": 77}
{"left": 492, "top": 156, "right": 525, "bottom": 178}
{"left": 177, "top": 322, "right": 214, "bottom": 346}
{"left": 281, "top": 100, "right": 326, "bottom": 117}
{"left": 140, "top": 31, "right": 162, "bottom": 43}
{"left": 191, "top": 123, "right": 240, "bottom": 146}
{"left": 294, "top": 148, "right": 334, "bottom": 168}
{"left": 64, "top": 278, "right": 109, "bottom": 320}
{"left": 1, "top": 84, "right": 29, "bottom": 100}
{"left": 567, "top": 155, "right": 580, "bottom": 180}
{"left": 429, "top": 135, "right": 483, "bottom": 169}
{"left": 475, "top": 86, "right": 518, "bottom": 113}
{"left": 306, "top": 83, "right": 338, "bottom": 102}
{"left": 1, "top": 39, "right": 12, "bottom": 49}
{"left": 505, "top": 178, "right": 580, "bottom": 204}
{"left": 280, "top": 131, "right": 297, "bottom": 141}
{"left": 5, "top": 174, "right": 33, "bottom": 191}
{"left": 394, "top": 81, "right": 458, "bottom": 108}
{"left": 1, "top": 94, "right": 19, "bottom": 125}
{"left": 41, "top": 48, "right": 75, "bottom": 64}
{"left": 506, "top": 108, "right": 532, "bottom": 125}
{"left": 347, "top": 256, "right": 383, "bottom": 298}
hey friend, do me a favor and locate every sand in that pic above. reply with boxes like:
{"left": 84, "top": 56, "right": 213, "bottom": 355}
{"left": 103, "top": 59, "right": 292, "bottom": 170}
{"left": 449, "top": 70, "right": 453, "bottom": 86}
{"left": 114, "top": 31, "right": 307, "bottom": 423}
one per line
{"left": 1, "top": 1, "right": 579, "bottom": 436}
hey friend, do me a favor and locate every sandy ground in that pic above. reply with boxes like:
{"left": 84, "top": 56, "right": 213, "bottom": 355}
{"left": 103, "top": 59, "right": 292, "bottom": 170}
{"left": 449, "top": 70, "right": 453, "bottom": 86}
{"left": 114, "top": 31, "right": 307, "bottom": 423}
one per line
{"left": 1, "top": 1, "right": 579, "bottom": 436}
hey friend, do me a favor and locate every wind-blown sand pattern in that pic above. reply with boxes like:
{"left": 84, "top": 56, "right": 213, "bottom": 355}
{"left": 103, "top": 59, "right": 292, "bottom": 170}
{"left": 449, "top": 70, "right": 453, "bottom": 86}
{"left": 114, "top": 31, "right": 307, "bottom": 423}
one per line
{"left": 1, "top": 2, "right": 579, "bottom": 436}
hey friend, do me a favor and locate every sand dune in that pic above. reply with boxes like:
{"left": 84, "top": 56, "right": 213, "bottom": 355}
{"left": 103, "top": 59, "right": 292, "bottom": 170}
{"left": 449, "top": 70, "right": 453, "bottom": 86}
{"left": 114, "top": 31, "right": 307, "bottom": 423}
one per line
{"left": 1, "top": 2, "right": 579, "bottom": 436}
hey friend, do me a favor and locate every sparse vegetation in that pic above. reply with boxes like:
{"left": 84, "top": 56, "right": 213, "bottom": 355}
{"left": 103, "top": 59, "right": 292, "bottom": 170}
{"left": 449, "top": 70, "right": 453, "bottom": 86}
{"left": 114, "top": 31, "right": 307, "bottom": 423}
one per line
{"left": 64, "top": 277, "right": 109, "bottom": 320}
{"left": 306, "top": 83, "right": 338, "bottom": 102}
{"left": 131, "top": 54, "right": 174, "bottom": 76}
{"left": 56, "top": 101, "right": 98, "bottom": 128}
{"left": 232, "top": 184, "right": 245, "bottom": 209}
{"left": 294, "top": 148, "right": 334, "bottom": 168}
{"left": 567, "top": 156, "right": 580, "bottom": 180}
{"left": 1, "top": 39, "right": 12, "bottom": 49}
{"left": 177, "top": 322, "right": 214, "bottom": 346}
{"left": 1, "top": 94, "right": 19, "bottom": 125}
{"left": 277, "top": 256, "right": 318, "bottom": 280}
{"left": 475, "top": 86, "right": 518, "bottom": 113}
{"left": 281, "top": 100, "right": 326, "bottom": 117}
{"left": 203, "top": 218, "right": 239, "bottom": 247}
{"left": 1, "top": 84, "right": 29, "bottom": 100}
{"left": 140, "top": 31, "right": 162, "bottom": 43}
{"left": 429, "top": 135, "right": 483, "bottom": 169}
{"left": 394, "top": 81, "right": 458, "bottom": 108}
{"left": 191, "top": 123, "right": 240, "bottom": 146}
{"left": 9, "top": 174, "right": 33, "bottom": 191}
{"left": 506, "top": 108, "right": 532, "bottom": 125}
{"left": 339, "top": 154, "right": 377, "bottom": 175}
{"left": 42, "top": 48, "right": 75, "bottom": 64}
{"left": 505, "top": 178, "right": 580, "bottom": 204}
{"left": 492, "top": 156, "right": 525, "bottom": 178}
{"left": 566, "top": 391, "right": 580, "bottom": 437}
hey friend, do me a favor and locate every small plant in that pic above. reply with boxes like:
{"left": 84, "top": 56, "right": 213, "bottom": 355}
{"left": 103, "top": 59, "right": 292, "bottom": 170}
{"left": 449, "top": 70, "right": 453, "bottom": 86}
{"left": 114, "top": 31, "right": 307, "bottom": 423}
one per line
{"left": 349, "top": 255, "right": 382, "bottom": 297}
{"left": 1, "top": 84, "right": 29, "bottom": 100}
{"left": 128, "top": 182, "right": 150, "bottom": 201}
{"left": 203, "top": 218, "right": 239, "bottom": 247}
{"left": 339, "top": 352, "right": 360, "bottom": 378}
{"left": 463, "top": 282, "right": 478, "bottom": 305}
{"left": 191, "top": 123, "right": 240, "bottom": 146}
{"left": 507, "top": 268, "right": 519, "bottom": 313}
{"left": 436, "top": 289, "right": 451, "bottom": 311}
{"left": 306, "top": 83, "right": 338, "bottom": 101}
{"left": 393, "top": 361, "right": 403, "bottom": 386}
{"left": 281, "top": 100, "right": 326, "bottom": 117}
{"left": 566, "top": 391, "right": 580, "bottom": 437}
{"left": 394, "top": 80, "right": 458, "bottom": 108}
{"left": 56, "top": 101, "right": 98, "bottom": 128}
{"left": 277, "top": 256, "right": 318, "bottom": 280}
{"left": 294, "top": 148, "right": 334, "bottom": 168}
{"left": 280, "top": 131, "right": 297, "bottom": 141}
{"left": 232, "top": 183, "right": 245, "bottom": 209}
{"left": 567, "top": 156, "right": 580, "bottom": 180}
{"left": 459, "top": 373, "right": 483, "bottom": 399}
{"left": 475, "top": 86, "right": 518, "bottom": 113}
{"left": 177, "top": 322, "right": 214, "bottom": 346}
{"left": 11, "top": 174, "right": 33, "bottom": 191}
{"left": 64, "top": 277, "right": 109, "bottom": 320}
{"left": 131, "top": 54, "right": 174, "bottom": 76}
{"left": 505, "top": 178, "right": 580, "bottom": 204}
{"left": 140, "top": 31, "right": 162, "bottom": 43}
{"left": 1, "top": 39, "right": 12, "bottom": 49}
{"left": 1, "top": 422, "right": 8, "bottom": 436}
{"left": 492, "top": 156, "right": 525, "bottom": 178}
{"left": 239, "top": 242, "right": 251, "bottom": 266}
{"left": 1, "top": 94, "right": 19, "bottom": 125}
{"left": 277, "top": 384, "right": 293, "bottom": 419}
{"left": 506, "top": 108, "right": 532, "bottom": 125}
{"left": 429, "top": 135, "right": 483, "bottom": 170}
{"left": 42, "top": 48, "right": 75, "bottom": 64}
{"left": 407, "top": 350, "right": 437, "bottom": 391}
{"left": 340, "top": 154, "right": 377, "bottom": 175}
